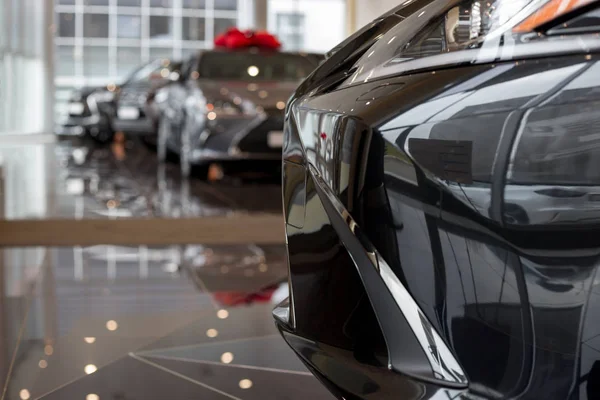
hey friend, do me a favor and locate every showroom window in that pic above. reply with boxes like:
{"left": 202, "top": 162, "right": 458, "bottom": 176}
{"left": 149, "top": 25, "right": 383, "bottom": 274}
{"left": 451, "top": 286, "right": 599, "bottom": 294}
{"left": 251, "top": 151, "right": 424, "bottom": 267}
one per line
{"left": 83, "top": 14, "right": 110, "bottom": 38}
{"left": 151, "top": 0, "right": 173, "bottom": 7}
{"left": 117, "top": 47, "right": 142, "bottom": 78}
{"left": 84, "top": 46, "right": 110, "bottom": 77}
{"left": 58, "top": 13, "right": 76, "bottom": 38}
{"left": 215, "top": 0, "right": 238, "bottom": 10}
{"left": 268, "top": 0, "right": 346, "bottom": 53}
{"left": 150, "top": 15, "right": 174, "bottom": 40}
{"left": 118, "top": 0, "right": 141, "bottom": 6}
{"left": 276, "top": 13, "right": 305, "bottom": 51}
{"left": 84, "top": 0, "right": 110, "bottom": 5}
{"left": 56, "top": 46, "right": 77, "bottom": 77}
{"left": 53, "top": 0, "right": 242, "bottom": 125}
{"left": 183, "top": 0, "right": 207, "bottom": 8}
{"left": 117, "top": 15, "right": 142, "bottom": 39}
{"left": 214, "top": 18, "right": 237, "bottom": 37}
{"left": 183, "top": 17, "right": 206, "bottom": 41}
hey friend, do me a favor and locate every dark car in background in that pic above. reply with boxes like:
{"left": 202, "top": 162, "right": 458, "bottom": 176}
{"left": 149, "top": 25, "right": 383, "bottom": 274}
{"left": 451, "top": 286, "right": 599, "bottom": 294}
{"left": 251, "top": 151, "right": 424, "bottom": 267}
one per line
{"left": 152, "top": 49, "right": 322, "bottom": 173}
{"left": 113, "top": 58, "right": 182, "bottom": 137}
{"left": 60, "top": 59, "right": 181, "bottom": 143}
{"left": 304, "top": 52, "right": 326, "bottom": 66}
{"left": 275, "top": 1, "right": 600, "bottom": 399}
{"left": 60, "top": 85, "right": 117, "bottom": 143}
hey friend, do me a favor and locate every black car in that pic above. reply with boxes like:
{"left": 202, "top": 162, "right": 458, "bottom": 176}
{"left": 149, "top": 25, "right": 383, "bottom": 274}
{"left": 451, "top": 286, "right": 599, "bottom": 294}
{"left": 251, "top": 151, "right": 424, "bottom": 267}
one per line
{"left": 60, "top": 59, "right": 181, "bottom": 143}
{"left": 152, "top": 49, "right": 321, "bottom": 173}
{"left": 113, "top": 58, "right": 182, "bottom": 137}
{"left": 275, "top": 1, "right": 600, "bottom": 399}
{"left": 60, "top": 85, "right": 116, "bottom": 143}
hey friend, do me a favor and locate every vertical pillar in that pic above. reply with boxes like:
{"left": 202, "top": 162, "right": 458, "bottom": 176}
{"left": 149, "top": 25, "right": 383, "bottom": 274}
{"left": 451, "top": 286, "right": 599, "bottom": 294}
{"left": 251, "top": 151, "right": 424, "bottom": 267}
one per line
{"left": 44, "top": 0, "right": 57, "bottom": 218}
{"left": 42, "top": 251, "right": 58, "bottom": 350}
{"left": 254, "top": 0, "right": 268, "bottom": 31}
{"left": 346, "top": 0, "right": 357, "bottom": 35}
{"left": 43, "top": 0, "right": 55, "bottom": 134}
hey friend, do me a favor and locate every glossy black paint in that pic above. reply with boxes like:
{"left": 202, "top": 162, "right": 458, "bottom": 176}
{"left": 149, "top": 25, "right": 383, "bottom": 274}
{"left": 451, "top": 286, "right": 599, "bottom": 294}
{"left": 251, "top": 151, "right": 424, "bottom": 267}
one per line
{"left": 113, "top": 60, "right": 182, "bottom": 136}
{"left": 61, "top": 86, "right": 115, "bottom": 143}
{"left": 275, "top": 3, "right": 600, "bottom": 400}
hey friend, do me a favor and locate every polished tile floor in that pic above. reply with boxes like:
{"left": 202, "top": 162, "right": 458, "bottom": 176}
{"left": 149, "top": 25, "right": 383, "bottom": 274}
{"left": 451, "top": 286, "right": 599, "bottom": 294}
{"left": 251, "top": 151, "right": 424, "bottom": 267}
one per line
{"left": 2, "top": 244, "right": 333, "bottom": 400}
{"left": 53, "top": 137, "right": 283, "bottom": 220}
{"left": 0, "top": 138, "right": 333, "bottom": 399}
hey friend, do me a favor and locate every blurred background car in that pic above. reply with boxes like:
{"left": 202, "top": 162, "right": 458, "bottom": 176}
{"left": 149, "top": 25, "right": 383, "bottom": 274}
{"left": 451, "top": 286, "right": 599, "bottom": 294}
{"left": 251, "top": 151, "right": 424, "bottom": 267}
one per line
{"left": 59, "top": 59, "right": 181, "bottom": 144}
{"left": 59, "top": 84, "right": 117, "bottom": 143}
{"left": 153, "top": 33, "right": 322, "bottom": 176}
{"left": 113, "top": 58, "right": 182, "bottom": 139}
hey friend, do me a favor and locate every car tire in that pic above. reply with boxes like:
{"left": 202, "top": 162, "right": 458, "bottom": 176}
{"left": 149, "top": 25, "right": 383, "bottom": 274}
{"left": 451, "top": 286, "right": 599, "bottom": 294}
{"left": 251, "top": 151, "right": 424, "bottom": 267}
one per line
{"left": 192, "top": 163, "right": 210, "bottom": 180}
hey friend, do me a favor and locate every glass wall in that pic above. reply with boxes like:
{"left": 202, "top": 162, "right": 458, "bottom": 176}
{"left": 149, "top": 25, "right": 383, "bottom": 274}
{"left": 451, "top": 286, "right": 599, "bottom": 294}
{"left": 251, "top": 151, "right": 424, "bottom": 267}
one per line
{"left": 268, "top": 0, "right": 346, "bottom": 53}
{"left": 0, "top": 0, "right": 52, "bottom": 135}
{"left": 54, "top": 0, "right": 244, "bottom": 125}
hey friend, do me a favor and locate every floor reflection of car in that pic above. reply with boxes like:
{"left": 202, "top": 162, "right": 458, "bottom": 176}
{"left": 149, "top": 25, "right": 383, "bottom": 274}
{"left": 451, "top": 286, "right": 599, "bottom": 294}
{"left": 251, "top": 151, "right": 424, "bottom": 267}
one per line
{"left": 153, "top": 47, "right": 322, "bottom": 171}
{"left": 113, "top": 59, "right": 182, "bottom": 138}
{"left": 274, "top": 1, "right": 600, "bottom": 400}
{"left": 213, "top": 285, "right": 278, "bottom": 307}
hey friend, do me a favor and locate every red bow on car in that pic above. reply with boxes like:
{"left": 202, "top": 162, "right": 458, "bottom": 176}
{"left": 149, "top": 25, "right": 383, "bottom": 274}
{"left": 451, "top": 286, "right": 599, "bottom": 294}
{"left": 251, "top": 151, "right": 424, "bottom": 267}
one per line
{"left": 214, "top": 28, "right": 282, "bottom": 50}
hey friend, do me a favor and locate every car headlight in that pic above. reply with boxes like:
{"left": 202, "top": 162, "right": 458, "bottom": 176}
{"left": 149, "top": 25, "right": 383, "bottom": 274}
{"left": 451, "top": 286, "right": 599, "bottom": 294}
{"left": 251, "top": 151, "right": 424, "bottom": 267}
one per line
{"left": 444, "top": 0, "right": 598, "bottom": 49}
{"left": 347, "top": 0, "right": 598, "bottom": 86}
{"left": 445, "top": 0, "right": 537, "bottom": 48}
{"left": 89, "top": 90, "right": 115, "bottom": 103}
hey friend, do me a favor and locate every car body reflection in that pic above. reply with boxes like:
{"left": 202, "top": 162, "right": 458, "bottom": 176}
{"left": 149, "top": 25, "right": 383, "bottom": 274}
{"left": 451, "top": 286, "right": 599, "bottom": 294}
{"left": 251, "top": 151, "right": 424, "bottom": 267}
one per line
{"left": 275, "top": 1, "right": 600, "bottom": 399}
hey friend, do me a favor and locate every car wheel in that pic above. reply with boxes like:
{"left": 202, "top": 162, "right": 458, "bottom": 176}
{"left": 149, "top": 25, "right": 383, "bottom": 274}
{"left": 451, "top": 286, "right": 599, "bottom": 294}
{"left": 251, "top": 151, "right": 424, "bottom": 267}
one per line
{"left": 140, "top": 134, "right": 158, "bottom": 150}
{"left": 192, "top": 163, "right": 210, "bottom": 180}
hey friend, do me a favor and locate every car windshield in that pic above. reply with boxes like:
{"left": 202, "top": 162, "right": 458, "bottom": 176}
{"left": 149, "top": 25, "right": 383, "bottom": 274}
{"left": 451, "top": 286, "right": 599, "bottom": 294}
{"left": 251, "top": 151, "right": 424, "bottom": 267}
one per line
{"left": 125, "top": 59, "right": 180, "bottom": 84}
{"left": 197, "top": 52, "right": 315, "bottom": 81}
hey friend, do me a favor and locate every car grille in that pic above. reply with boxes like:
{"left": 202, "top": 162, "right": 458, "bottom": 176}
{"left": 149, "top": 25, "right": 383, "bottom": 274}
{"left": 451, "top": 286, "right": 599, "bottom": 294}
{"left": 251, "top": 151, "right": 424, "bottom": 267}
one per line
{"left": 117, "top": 90, "right": 147, "bottom": 118}
{"left": 237, "top": 111, "right": 284, "bottom": 154}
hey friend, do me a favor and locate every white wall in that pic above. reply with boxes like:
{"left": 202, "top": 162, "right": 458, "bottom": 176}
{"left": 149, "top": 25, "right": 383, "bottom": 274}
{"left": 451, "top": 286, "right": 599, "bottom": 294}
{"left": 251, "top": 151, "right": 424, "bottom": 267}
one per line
{"left": 355, "top": 0, "right": 398, "bottom": 30}
{"left": 268, "top": 0, "right": 346, "bottom": 53}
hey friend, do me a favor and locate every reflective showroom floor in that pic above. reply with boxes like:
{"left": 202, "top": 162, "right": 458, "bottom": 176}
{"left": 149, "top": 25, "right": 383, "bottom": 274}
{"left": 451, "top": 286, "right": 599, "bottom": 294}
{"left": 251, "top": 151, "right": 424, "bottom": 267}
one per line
{"left": 0, "top": 137, "right": 333, "bottom": 400}
{"left": 51, "top": 138, "right": 284, "bottom": 220}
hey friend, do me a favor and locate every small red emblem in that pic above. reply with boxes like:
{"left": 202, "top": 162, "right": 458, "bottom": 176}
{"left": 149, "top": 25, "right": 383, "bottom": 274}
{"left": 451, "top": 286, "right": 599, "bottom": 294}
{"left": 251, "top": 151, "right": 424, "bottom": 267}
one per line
{"left": 320, "top": 133, "right": 327, "bottom": 140}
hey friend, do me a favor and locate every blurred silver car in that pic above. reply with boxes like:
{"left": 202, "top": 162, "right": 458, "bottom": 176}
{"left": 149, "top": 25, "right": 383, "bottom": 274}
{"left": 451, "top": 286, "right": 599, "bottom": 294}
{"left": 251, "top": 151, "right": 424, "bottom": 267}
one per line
{"left": 152, "top": 49, "right": 321, "bottom": 175}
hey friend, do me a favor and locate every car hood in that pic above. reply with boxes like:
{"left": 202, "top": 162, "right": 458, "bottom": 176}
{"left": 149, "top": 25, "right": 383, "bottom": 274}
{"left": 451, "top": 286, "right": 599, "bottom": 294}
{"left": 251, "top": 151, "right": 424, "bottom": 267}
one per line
{"left": 195, "top": 80, "right": 300, "bottom": 110}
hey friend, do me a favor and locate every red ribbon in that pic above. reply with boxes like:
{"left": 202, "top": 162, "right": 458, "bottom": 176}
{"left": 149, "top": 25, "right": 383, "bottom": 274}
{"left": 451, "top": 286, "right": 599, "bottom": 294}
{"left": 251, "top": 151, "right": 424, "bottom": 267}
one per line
{"left": 213, "top": 286, "right": 277, "bottom": 307}
{"left": 214, "top": 28, "right": 282, "bottom": 50}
